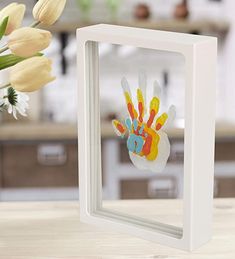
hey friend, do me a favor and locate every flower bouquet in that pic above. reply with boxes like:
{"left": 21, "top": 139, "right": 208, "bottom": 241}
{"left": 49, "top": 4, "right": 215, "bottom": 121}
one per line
{"left": 0, "top": 0, "right": 67, "bottom": 119}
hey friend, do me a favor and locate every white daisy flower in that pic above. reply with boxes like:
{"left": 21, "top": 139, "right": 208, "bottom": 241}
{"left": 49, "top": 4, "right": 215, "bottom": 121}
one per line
{"left": 0, "top": 99, "right": 5, "bottom": 113}
{"left": 0, "top": 97, "right": 5, "bottom": 107}
{"left": 1, "top": 87, "right": 29, "bottom": 119}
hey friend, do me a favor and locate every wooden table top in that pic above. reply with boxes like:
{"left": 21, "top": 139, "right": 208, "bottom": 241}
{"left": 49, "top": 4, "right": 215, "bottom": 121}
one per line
{"left": 0, "top": 199, "right": 234, "bottom": 258}
{"left": 41, "top": 19, "right": 230, "bottom": 34}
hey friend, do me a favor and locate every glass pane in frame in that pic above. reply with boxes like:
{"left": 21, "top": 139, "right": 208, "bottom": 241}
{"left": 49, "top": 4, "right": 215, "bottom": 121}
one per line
{"left": 99, "top": 43, "right": 185, "bottom": 232}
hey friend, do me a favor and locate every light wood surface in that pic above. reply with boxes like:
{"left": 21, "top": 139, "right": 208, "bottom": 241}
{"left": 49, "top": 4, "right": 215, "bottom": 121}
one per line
{"left": 41, "top": 19, "right": 230, "bottom": 34}
{"left": 0, "top": 199, "right": 234, "bottom": 258}
{"left": 0, "top": 123, "right": 77, "bottom": 141}
{"left": 0, "top": 121, "right": 235, "bottom": 141}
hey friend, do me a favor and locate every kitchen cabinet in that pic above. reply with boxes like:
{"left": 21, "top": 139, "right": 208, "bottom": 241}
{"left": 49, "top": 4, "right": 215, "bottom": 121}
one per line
{"left": 104, "top": 136, "right": 235, "bottom": 200}
{"left": 0, "top": 142, "right": 78, "bottom": 188}
{"left": 0, "top": 123, "right": 235, "bottom": 200}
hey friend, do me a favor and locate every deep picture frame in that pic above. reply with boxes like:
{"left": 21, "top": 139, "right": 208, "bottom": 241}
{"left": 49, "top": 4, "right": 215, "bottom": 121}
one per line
{"left": 77, "top": 24, "right": 217, "bottom": 251}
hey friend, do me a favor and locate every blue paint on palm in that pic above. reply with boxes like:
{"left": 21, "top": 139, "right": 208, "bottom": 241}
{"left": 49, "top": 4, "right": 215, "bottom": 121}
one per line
{"left": 125, "top": 118, "right": 144, "bottom": 154}
{"left": 127, "top": 134, "right": 144, "bottom": 154}
{"left": 125, "top": 118, "right": 132, "bottom": 131}
{"left": 139, "top": 125, "right": 144, "bottom": 134}
{"left": 133, "top": 119, "right": 138, "bottom": 131}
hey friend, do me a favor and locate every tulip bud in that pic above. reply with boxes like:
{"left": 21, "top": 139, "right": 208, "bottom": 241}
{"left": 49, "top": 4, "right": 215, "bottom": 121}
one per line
{"left": 33, "top": 0, "right": 67, "bottom": 26}
{"left": 8, "top": 27, "right": 52, "bottom": 58}
{"left": 10, "top": 56, "right": 55, "bottom": 92}
{"left": 0, "top": 3, "right": 25, "bottom": 35}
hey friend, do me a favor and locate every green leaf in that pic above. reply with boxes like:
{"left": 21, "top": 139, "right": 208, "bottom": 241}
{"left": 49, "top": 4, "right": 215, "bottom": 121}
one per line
{"left": 0, "top": 16, "right": 9, "bottom": 40}
{"left": 0, "top": 53, "right": 43, "bottom": 70}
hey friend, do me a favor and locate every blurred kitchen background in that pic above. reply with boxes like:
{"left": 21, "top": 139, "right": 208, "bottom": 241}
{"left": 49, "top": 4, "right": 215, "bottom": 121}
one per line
{"left": 0, "top": 0, "right": 234, "bottom": 201}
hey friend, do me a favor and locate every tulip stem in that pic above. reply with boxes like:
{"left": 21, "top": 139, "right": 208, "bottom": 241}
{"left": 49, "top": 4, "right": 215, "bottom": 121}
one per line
{"left": 0, "top": 45, "right": 9, "bottom": 54}
{"left": 31, "top": 21, "right": 41, "bottom": 28}
{"left": 0, "top": 83, "right": 11, "bottom": 90}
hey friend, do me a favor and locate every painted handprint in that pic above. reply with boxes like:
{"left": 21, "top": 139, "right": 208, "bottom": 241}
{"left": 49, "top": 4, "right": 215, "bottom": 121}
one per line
{"left": 112, "top": 73, "right": 176, "bottom": 173}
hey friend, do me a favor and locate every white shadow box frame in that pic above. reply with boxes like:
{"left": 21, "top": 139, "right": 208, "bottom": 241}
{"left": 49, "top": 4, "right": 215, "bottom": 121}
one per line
{"left": 77, "top": 24, "right": 217, "bottom": 251}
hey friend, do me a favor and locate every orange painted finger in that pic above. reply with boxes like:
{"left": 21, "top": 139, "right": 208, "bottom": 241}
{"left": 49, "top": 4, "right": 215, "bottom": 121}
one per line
{"left": 121, "top": 77, "right": 138, "bottom": 120}
{"left": 138, "top": 71, "right": 147, "bottom": 112}
{"left": 112, "top": 119, "right": 127, "bottom": 137}
{"left": 137, "top": 88, "right": 144, "bottom": 123}
{"left": 155, "top": 113, "right": 168, "bottom": 131}
{"left": 147, "top": 97, "right": 159, "bottom": 128}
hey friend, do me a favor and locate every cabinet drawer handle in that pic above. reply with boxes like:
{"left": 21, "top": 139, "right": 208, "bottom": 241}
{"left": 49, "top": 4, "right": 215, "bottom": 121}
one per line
{"left": 37, "top": 144, "right": 67, "bottom": 166}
